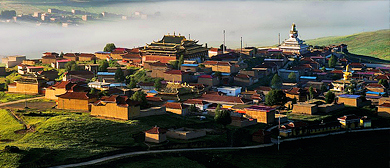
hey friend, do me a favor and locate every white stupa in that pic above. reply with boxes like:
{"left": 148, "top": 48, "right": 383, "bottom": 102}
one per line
{"left": 279, "top": 23, "right": 309, "bottom": 55}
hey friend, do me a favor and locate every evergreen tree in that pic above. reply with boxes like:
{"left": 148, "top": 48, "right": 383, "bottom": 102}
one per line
{"left": 99, "top": 60, "right": 109, "bottom": 72}
{"left": 130, "top": 90, "right": 147, "bottom": 108}
{"left": 154, "top": 78, "right": 162, "bottom": 91}
{"left": 309, "top": 86, "right": 314, "bottom": 100}
{"left": 214, "top": 110, "right": 232, "bottom": 128}
{"left": 65, "top": 61, "right": 78, "bottom": 71}
{"left": 328, "top": 54, "right": 337, "bottom": 68}
{"left": 288, "top": 72, "right": 297, "bottom": 82}
{"left": 271, "top": 74, "right": 282, "bottom": 89}
{"left": 216, "top": 104, "right": 222, "bottom": 112}
{"left": 325, "top": 91, "right": 336, "bottom": 104}
{"left": 265, "top": 89, "right": 286, "bottom": 106}
{"left": 178, "top": 55, "right": 184, "bottom": 68}
{"left": 127, "top": 77, "right": 136, "bottom": 89}
{"left": 103, "top": 43, "right": 116, "bottom": 52}
{"left": 114, "top": 67, "right": 124, "bottom": 82}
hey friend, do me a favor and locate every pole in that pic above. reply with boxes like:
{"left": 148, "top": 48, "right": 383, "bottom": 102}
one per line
{"left": 222, "top": 30, "right": 225, "bottom": 53}
{"left": 278, "top": 109, "right": 281, "bottom": 151}
{"left": 240, "top": 37, "right": 242, "bottom": 52}
{"left": 278, "top": 33, "right": 280, "bottom": 46}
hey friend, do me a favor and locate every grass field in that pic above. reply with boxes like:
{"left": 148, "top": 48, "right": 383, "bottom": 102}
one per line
{"left": 0, "top": 109, "right": 224, "bottom": 168}
{"left": 0, "top": 92, "right": 38, "bottom": 103}
{"left": 85, "top": 130, "right": 389, "bottom": 168}
{"left": 307, "top": 29, "right": 390, "bottom": 60}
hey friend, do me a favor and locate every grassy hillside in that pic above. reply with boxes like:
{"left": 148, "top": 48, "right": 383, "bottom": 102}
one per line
{"left": 0, "top": 108, "right": 222, "bottom": 168}
{"left": 307, "top": 29, "right": 390, "bottom": 60}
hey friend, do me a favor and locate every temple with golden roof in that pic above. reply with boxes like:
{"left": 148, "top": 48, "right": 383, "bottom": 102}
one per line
{"left": 279, "top": 23, "right": 309, "bottom": 55}
{"left": 141, "top": 33, "right": 208, "bottom": 64}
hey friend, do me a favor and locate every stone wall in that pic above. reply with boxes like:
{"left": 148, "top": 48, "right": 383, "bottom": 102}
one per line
{"left": 292, "top": 103, "right": 318, "bottom": 115}
{"left": 57, "top": 98, "right": 95, "bottom": 111}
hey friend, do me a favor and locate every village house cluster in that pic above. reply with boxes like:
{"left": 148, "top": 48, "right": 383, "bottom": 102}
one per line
{"left": 0, "top": 8, "right": 151, "bottom": 26}
{"left": 1, "top": 23, "right": 389, "bottom": 143}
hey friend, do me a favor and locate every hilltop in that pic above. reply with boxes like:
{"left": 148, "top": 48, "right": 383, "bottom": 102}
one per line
{"left": 306, "top": 29, "right": 390, "bottom": 60}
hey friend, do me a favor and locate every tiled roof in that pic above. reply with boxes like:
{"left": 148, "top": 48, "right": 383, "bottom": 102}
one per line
{"left": 379, "top": 103, "right": 390, "bottom": 107}
{"left": 254, "top": 86, "right": 272, "bottom": 91}
{"left": 145, "top": 126, "right": 167, "bottom": 134}
{"left": 235, "top": 74, "right": 251, "bottom": 79}
{"left": 79, "top": 53, "right": 95, "bottom": 57}
{"left": 165, "top": 102, "right": 186, "bottom": 109}
{"left": 198, "top": 92, "right": 248, "bottom": 104}
{"left": 183, "top": 99, "right": 208, "bottom": 105}
{"left": 198, "top": 75, "right": 214, "bottom": 79}
{"left": 286, "top": 87, "right": 301, "bottom": 95}
{"left": 57, "top": 92, "right": 94, "bottom": 100}
{"left": 52, "top": 81, "right": 71, "bottom": 89}
{"left": 366, "top": 83, "right": 384, "bottom": 88}
{"left": 165, "top": 70, "right": 188, "bottom": 75}
{"left": 203, "top": 61, "right": 231, "bottom": 66}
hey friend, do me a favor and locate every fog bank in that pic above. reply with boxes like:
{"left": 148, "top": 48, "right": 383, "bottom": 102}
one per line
{"left": 0, "top": 1, "right": 388, "bottom": 59}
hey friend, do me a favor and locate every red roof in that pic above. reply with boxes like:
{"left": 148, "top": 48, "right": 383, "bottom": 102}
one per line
{"left": 203, "top": 61, "right": 231, "bottom": 66}
{"left": 57, "top": 59, "right": 71, "bottom": 63}
{"left": 330, "top": 70, "right": 344, "bottom": 74}
{"left": 235, "top": 74, "right": 251, "bottom": 79}
{"left": 198, "top": 75, "right": 214, "bottom": 79}
{"left": 165, "top": 102, "right": 187, "bottom": 109}
{"left": 209, "top": 48, "right": 218, "bottom": 52}
{"left": 366, "top": 83, "right": 384, "bottom": 88}
{"left": 26, "top": 66, "right": 44, "bottom": 69}
{"left": 286, "top": 87, "right": 302, "bottom": 95}
{"left": 379, "top": 103, "right": 390, "bottom": 107}
{"left": 183, "top": 99, "right": 208, "bottom": 105}
{"left": 164, "top": 70, "right": 188, "bottom": 75}
{"left": 57, "top": 92, "right": 95, "bottom": 100}
{"left": 145, "top": 126, "right": 167, "bottom": 134}
{"left": 79, "top": 53, "right": 95, "bottom": 57}
{"left": 52, "top": 81, "right": 71, "bottom": 89}
{"left": 198, "top": 92, "right": 248, "bottom": 104}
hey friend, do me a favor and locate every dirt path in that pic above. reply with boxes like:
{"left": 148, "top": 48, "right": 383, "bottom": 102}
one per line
{"left": 0, "top": 96, "right": 44, "bottom": 107}
{"left": 50, "top": 127, "right": 390, "bottom": 168}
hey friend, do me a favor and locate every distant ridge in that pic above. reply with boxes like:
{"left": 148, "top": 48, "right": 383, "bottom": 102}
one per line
{"left": 306, "top": 29, "right": 390, "bottom": 61}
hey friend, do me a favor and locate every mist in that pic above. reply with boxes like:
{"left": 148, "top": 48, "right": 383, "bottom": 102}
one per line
{"left": 0, "top": 1, "right": 388, "bottom": 59}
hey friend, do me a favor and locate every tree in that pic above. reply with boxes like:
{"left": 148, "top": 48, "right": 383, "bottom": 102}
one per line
{"left": 271, "top": 74, "right": 282, "bottom": 89}
{"left": 65, "top": 61, "right": 78, "bottom": 71}
{"left": 169, "top": 60, "right": 179, "bottom": 69}
{"left": 60, "top": 52, "right": 64, "bottom": 58}
{"left": 288, "top": 72, "right": 297, "bottom": 82}
{"left": 114, "top": 67, "right": 124, "bottom": 82}
{"left": 189, "top": 104, "right": 198, "bottom": 113}
{"left": 130, "top": 90, "right": 147, "bottom": 108}
{"left": 109, "top": 60, "right": 120, "bottom": 67}
{"left": 265, "top": 89, "right": 286, "bottom": 106}
{"left": 379, "top": 79, "right": 389, "bottom": 88}
{"left": 127, "top": 77, "right": 136, "bottom": 89}
{"left": 178, "top": 55, "right": 184, "bottom": 68}
{"left": 292, "top": 97, "right": 297, "bottom": 104}
{"left": 325, "top": 91, "right": 335, "bottom": 104}
{"left": 103, "top": 43, "right": 116, "bottom": 52}
{"left": 214, "top": 110, "right": 232, "bottom": 128}
{"left": 321, "top": 84, "right": 328, "bottom": 93}
{"left": 154, "top": 78, "right": 162, "bottom": 91}
{"left": 99, "top": 60, "right": 109, "bottom": 72}
{"left": 1, "top": 10, "right": 16, "bottom": 19}
{"left": 215, "top": 104, "right": 222, "bottom": 112}
{"left": 198, "top": 64, "right": 205, "bottom": 68}
{"left": 214, "top": 71, "right": 222, "bottom": 79}
{"left": 309, "top": 86, "right": 314, "bottom": 100}
{"left": 328, "top": 54, "right": 337, "bottom": 68}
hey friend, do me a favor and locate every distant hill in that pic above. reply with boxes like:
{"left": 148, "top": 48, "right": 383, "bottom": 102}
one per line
{"left": 306, "top": 29, "right": 390, "bottom": 60}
